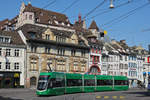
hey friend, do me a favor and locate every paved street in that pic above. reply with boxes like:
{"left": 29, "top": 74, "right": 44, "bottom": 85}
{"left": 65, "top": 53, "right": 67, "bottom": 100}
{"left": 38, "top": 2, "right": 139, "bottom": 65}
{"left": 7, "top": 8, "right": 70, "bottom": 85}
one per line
{"left": 0, "top": 88, "right": 150, "bottom": 100}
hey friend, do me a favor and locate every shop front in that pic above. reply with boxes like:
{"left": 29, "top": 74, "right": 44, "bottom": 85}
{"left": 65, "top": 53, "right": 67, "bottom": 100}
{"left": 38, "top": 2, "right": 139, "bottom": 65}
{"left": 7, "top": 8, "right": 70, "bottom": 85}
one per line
{"left": 0, "top": 72, "right": 20, "bottom": 88}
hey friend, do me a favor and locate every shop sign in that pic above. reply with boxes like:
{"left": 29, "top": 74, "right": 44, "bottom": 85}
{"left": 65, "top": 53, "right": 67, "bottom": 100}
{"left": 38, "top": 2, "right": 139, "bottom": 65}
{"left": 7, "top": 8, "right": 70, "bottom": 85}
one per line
{"left": 14, "top": 73, "right": 19, "bottom": 78}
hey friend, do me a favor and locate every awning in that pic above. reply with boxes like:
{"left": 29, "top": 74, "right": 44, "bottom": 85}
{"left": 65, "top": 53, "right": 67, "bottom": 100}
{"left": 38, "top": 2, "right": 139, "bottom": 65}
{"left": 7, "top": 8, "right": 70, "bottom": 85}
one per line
{"left": 148, "top": 72, "right": 150, "bottom": 75}
{"left": 143, "top": 72, "right": 146, "bottom": 75}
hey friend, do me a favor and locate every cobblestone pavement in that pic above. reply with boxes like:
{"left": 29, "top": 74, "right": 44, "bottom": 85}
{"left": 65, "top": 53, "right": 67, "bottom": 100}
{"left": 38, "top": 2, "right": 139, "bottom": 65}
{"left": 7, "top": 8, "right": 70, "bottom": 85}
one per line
{"left": 0, "top": 88, "right": 150, "bottom": 100}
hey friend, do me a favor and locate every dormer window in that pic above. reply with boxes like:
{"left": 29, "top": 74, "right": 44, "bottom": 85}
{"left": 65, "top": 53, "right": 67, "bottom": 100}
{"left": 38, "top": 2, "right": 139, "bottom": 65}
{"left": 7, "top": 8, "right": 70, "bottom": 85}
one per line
{"left": 25, "top": 14, "right": 27, "bottom": 20}
{"left": 5, "top": 38, "right": 9, "bottom": 43}
{"left": 35, "top": 18, "right": 40, "bottom": 22}
{"left": 53, "top": 16, "right": 56, "bottom": 19}
{"left": 67, "top": 24, "right": 70, "bottom": 27}
{"left": 0, "top": 36, "right": 11, "bottom": 43}
{"left": 91, "top": 38, "right": 96, "bottom": 43}
{"left": 54, "top": 20, "right": 58, "bottom": 24}
{"left": 48, "top": 20, "right": 52, "bottom": 24}
{"left": 66, "top": 19, "right": 69, "bottom": 22}
{"left": 46, "top": 34, "right": 50, "bottom": 40}
{"left": 28, "top": 32, "right": 36, "bottom": 39}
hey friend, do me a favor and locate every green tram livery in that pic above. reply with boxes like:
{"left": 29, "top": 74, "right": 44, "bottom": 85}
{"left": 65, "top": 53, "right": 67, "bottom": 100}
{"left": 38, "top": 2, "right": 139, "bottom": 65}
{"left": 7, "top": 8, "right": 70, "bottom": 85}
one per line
{"left": 36, "top": 72, "right": 129, "bottom": 96}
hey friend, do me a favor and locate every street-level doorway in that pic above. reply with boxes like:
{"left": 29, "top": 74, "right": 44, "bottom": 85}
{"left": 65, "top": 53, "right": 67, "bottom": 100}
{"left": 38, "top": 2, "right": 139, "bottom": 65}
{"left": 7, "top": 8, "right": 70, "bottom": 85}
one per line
{"left": 30, "top": 77, "right": 37, "bottom": 88}
{"left": 89, "top": 65, "right": 101, "bottom": 75}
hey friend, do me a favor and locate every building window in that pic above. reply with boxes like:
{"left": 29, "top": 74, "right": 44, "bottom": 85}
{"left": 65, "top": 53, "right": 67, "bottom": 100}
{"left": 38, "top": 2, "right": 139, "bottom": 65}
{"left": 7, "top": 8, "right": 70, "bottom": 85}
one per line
{"left": 71, "top": 49, "right": 76, "bottom": 56}
{"left": 29, "top": 15, "right": 32, "bottom": 20}
{"left": 25, "top": 14, "right": 27, "bottom": 20}
{"left": 73, "top": 61, "right": 78, "bottom": 72}
{"left": 30, "top": 77, "right": 37, "bottom": 86}
{"left": 74, "top": 66, "right": 78, "bottom": 71}
{"left": 6, "top": 49, "right": 11, "bottom": 56}
{"left": 0, "top": 62, "right": 1, "bottom": 69}
{"left": 125, "top": 56, "right": 127, "bottom": 61}
{"left": 57, "top": 59, "right": 66, "bottom": 71}
{"left": 14, "top": 63, "right": 19, "bottom": 69}
{"left": 35, "top": 18, "right": 40, "bottom": 22}
{"left": 81, "top": 50, "right": 85, "bottom": 57}
{"left": 0, "top": 37, "right": 3, "bottom": 42}
{"left": 6, "top": 62, "right": 10, "bottom": 69}
{"left": 30, "top": 59, "right": 37, "bottom": 71}
{"left": 14, "top": 49, "right": 19, "bottom": 57}
{"left": 56, "top": 36, "right": 66, "bottom": 43}
{"left": 29, "top": 32, "right": 36, "bottom": 39}
{"left": 57, "top": 48, "right": 65, "bottom": 56}
{"left": 45, "top": 47, "right": 50, "bottom": 54}
{"left": 81, "top": 67, "right": 85, "bottom": 72}
{"left": 120, "top": 55, "right": 123, "bottom": 61}
{"left": 31, "top": 46, "right": 37, "bottom": 53}
{"left": 0, "top": 48, "right": 1, "bottom": 56}
{"left": 92, "top": 48, "right": 94, "bottom": 53}
{"left": 48, "top": 20, "right": 52, "bottom": 24}
{"left": 47, "top": 58, "right": 53, "bottom": 71}
{"left": 46, "top": 34, "right": 50, "bottom": 40}
{"left": 5, "top": 38, "right": 9, "bottom": 43}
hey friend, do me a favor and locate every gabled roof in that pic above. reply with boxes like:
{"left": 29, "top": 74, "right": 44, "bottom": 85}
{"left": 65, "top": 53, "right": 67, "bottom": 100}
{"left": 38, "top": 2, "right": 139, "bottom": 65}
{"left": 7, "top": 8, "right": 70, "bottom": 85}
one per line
{"left": 88, "top": 20, "right": 99, "bottom": 31}
{"left": 0, "top": 30, "right": 25, "bottom": 46}
{"left": 17, "top": 24, "right": 74, "bottom": 40}
{"left": 24, "top": 4, "right": 71, "bottom": 26}
{"left": 0, "top": 19, "right": 9, "bottom": 29}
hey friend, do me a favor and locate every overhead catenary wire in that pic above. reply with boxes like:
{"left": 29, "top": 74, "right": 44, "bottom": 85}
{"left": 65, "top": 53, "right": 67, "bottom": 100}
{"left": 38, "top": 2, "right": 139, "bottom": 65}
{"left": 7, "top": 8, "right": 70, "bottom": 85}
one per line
{"left": 85, "top": 0, "right": 138, "bottom": 21}
{"left": 82, "top": 0, "right": 106, "bottom": 19}
{"left": 42, "top": 0, "right": 56, "bottom": 9}
{"left": 141, "top": 28, "right": 150, "bottom": 32}
{"left": 101, "top": 2, "right": 150, "bottom": 28}
{"left": 61, "top": 0, "right": 80, "bottom": 13}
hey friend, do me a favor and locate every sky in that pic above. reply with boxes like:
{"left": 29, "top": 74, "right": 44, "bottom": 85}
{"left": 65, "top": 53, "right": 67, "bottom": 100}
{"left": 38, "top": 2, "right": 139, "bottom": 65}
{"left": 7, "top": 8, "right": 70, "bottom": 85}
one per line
{"left": 0, "top": 0, "right": 150, "bottom": 50}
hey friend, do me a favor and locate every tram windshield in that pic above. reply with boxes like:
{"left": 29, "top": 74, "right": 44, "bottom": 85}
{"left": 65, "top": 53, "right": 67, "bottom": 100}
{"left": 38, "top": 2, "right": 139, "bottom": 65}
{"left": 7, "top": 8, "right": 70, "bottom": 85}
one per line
{"left": 37, "top": 75, "right": 50, "bottom": 90}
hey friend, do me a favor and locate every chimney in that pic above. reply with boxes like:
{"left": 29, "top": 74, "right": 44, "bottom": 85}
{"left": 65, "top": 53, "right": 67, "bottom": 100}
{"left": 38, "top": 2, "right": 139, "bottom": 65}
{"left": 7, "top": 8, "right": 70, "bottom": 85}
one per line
{"left": 111, "top": 39, "right": 116, "bottom": 44}
{"left": 78, "top": 13, "right": 81, "bottom": 23}
{"left": 120, "top": 40, "right": 126, "bottom": 44}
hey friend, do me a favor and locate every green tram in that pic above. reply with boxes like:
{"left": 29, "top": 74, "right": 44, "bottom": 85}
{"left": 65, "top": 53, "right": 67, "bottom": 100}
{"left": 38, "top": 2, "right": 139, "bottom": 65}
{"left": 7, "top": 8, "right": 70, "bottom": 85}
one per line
{"left": 36, "top": 72, "right": 129, "bottom": 96}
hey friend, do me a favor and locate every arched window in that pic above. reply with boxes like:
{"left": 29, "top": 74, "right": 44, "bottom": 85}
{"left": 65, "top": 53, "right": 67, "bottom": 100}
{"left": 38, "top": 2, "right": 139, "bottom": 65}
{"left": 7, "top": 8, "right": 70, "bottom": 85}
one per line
{"left": 30, "top": 77, "right": 36, "bottom": 86}
{"left": 90, "top": 67, "right": 99, "bottom": 73}
{"left": 89, "top": 66, "right": 101, "bottom": 74}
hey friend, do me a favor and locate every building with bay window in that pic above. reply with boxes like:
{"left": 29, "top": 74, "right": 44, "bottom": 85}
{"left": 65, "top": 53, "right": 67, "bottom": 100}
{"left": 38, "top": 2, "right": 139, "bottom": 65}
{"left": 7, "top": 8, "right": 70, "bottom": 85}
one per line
{"left": 18, "top": 24, "right": 89, "bottom": 88}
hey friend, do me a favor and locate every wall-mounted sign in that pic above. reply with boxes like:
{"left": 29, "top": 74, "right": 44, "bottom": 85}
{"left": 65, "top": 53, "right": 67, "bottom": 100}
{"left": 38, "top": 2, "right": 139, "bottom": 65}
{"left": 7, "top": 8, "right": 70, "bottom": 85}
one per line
{"left": 14, "top": 73, "right": 19, "bottom": 78}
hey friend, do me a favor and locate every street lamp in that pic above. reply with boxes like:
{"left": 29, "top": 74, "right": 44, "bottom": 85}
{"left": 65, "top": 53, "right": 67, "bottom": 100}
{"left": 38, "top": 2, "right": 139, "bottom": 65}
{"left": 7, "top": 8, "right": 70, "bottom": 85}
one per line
{"left": 110, "top": 0, "right": 114, "bottom": 8}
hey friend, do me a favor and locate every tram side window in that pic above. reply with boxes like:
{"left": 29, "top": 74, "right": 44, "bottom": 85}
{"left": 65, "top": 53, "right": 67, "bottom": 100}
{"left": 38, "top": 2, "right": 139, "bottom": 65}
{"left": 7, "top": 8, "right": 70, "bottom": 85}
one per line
{"left": 51, "top": 78, "right": 65, "bottom": 88}
{"left": 115, "top": 80, "right": 128, "bottom": 85}
{"left": 97, "top": 80, "right": 113, "bottom": 86}
{"left": 67, "top": 79, "right": 82, "bottom": 86}
{"left": 84, "top": 79, "right": 95, "bottom": 86}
